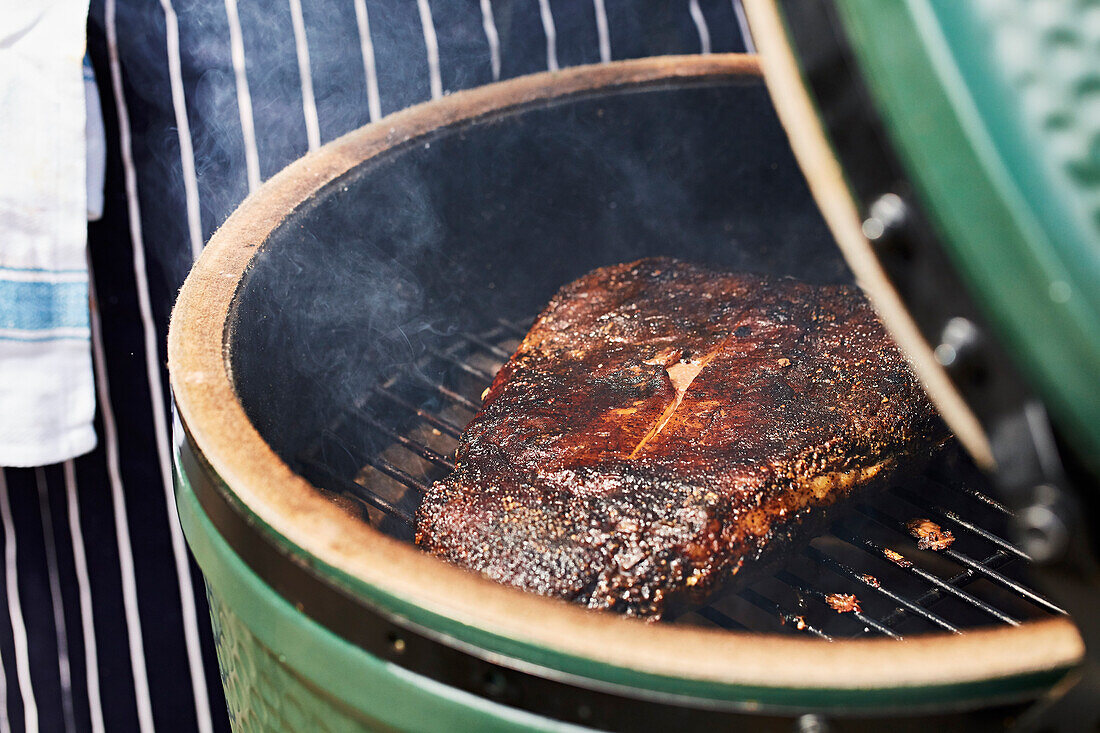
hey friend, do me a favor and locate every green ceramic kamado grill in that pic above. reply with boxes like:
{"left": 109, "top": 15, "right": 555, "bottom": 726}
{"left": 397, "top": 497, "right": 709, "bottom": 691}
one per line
{"left": 169, "top": 4, "right": 1100, "bottom": 729}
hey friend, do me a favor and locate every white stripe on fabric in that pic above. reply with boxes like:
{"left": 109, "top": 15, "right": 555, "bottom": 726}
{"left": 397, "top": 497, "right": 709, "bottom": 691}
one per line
{"left": 538, "top": 0, "right": 559, "bottom": 71}
{"left": 479, "top": 0, "right": 501, "bottom": 81}
{"left": 103, "top": 5, "right": 213, "bottom": 731}
{"left": 87, "top": 266, "right": 154, "bottom": 732}
{"left": 592, "top": 0, "right": 611, "bottom": 63}
{"left": 288, "top": 0, "right": 321, "bottom": 150}
{"left": 417, "top": 0, "right": 442, "bottom": 98}
{"left": 102, "top": 7, "right": 162, "bottom": 730}
{"left": 352, "top": 0, "right": 382, "bottom": 122}
{"left": 62, "top": 460, "right": 104, "bottom": 733}
{"left": 0, "top": 609, "right": 8, "bottom": 733}
{"left": 157, "top": 0, "right": 203, "bottom": 260}
{"left": 689, "top": 0, "right": 712, "bottom": 54}
{"left": 85, "top": 58, "right": 106, "bottom": 223}
{"left": 0, "top": 472, "right": 38, "bottom": 732}
{"left": 223, "top": 0, "right": 261, "bottom": 191}
{"left": 34, "top": 468, "right": 75, "bottom": 733}
{"left": 731, "top": 0, "right": 755, "bottom": 53}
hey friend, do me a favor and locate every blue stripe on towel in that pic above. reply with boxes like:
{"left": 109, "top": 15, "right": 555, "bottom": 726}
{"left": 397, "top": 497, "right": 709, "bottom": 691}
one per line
{"left": 0, "top": 280, "right": 89, "bottom": 331}
{"left": 0, "top": 265, "right": 88, "bottom": 276}
{"left": 0, "top": 331, "right": 89, "bottom": 343}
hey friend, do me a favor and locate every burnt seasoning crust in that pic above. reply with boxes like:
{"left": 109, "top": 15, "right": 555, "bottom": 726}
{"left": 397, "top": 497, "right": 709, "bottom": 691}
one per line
{"left": 415, "top": 258, "right": 945, "bottom": 619}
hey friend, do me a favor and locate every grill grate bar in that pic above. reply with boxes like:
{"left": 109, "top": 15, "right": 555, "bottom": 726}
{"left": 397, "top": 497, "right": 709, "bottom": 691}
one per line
{"left": 776, "top": 571, "right": 902, "bottom": 639}
{"left": 364, "top": 455, "right": 429, "bottom": 495}
{"left": 302, "top": 455, "right": 415, "bottom": 525}
{"left": 892, "top": 487, "right": 1029, "bottom": 561}
{"left": 427, "top": 380, "right": 481, "bottom": 412}
{"left": 854, "top": 503, "right": 1059, "bottom": 613}
{"left": 834, "top": 524, "right": 1022, "bottom": 626}
{"left": 804, "top": 546, "right": 960, "bottom": 634}
{"left": 936, "top": 507, "right": 1029, "bottom": 559}
{"left": 738, "top": 589, "right": 832, "bottom": 640}
{"left": 937, "top": 547, "right": 1065, "bottom": 615}
{"left": 350, "top": 409, "right": 456, "bottom": 470}
{"left": 693, "top": 606, "right": 749, "bottom": 631}
{"left": 372, "top": 385, "right": 464, "bottom": 438}
{"left": 938, "top": 479, "right": 1014, "bottom": 517}
{"left": 496, "top": 317, "right": 530, "bottom": 337}
{"left": 427, "top": 347, "right": 498, "bottom": 382}
{"left": 458, "top": 330, "right": 514, "bottom": 360}
{"left": 874, "top": 549, "right": 1009, "bottom": 630}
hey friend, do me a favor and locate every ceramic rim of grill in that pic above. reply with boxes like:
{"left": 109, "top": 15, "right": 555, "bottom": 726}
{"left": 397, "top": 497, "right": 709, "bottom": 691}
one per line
{"left": 167, "top": 54, "right": 1084, "bottom": 720}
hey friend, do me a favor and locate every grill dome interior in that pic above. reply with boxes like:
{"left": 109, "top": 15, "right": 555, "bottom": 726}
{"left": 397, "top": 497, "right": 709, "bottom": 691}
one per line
{"left": 228, "top": 78, "right": 843, "bottom": 469}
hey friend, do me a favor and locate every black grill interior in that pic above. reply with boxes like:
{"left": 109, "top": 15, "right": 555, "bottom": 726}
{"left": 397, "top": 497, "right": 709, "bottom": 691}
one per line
{"left": 227, "top": 77, "right": 1063, "bottom": 640}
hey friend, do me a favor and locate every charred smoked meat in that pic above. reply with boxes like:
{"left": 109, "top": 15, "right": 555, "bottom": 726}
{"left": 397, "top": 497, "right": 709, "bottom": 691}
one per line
{"left": 906, "top": 518, "right": 956, "bottom": 551}
{"left": 416, "top": 258, "right": 944, "bottom": 618}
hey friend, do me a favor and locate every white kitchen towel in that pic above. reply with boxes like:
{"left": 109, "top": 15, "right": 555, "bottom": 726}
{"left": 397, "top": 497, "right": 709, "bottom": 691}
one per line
{"left": 0, "top": 0, "right": 97, "bottom": 466}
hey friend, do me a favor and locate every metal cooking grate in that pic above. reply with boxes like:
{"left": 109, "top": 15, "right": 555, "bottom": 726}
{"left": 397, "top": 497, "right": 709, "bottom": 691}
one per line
{"left": 297, "top": 315, "right": 1066, "bottom": 639}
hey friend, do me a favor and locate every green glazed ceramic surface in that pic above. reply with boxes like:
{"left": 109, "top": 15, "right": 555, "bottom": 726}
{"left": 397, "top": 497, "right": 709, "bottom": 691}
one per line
{"left": 829, "top": 0, "right": 1100, "bottom": 477}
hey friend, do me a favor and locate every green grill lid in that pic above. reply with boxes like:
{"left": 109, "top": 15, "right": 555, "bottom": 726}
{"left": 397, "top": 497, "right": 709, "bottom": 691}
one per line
{"left": 748, "top": 0, "right": 1100, "bottom": 483}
